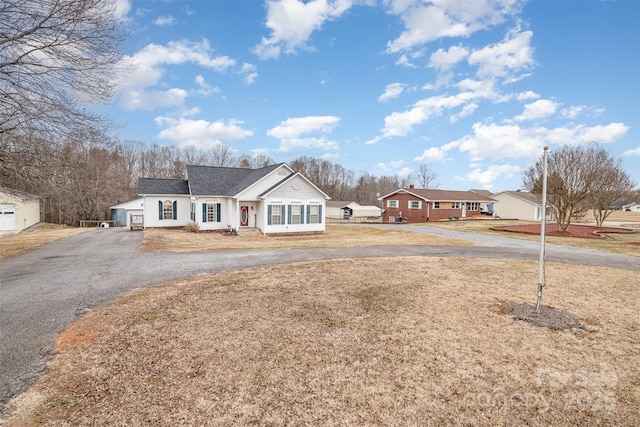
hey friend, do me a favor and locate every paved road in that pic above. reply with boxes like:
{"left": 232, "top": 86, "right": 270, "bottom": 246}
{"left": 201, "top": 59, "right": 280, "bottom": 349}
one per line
{"left": 1, "top": 226, "right": 638, "bottom": 412}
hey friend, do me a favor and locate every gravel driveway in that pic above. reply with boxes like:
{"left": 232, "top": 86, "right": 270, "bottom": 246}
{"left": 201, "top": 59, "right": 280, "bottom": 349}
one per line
{"left": 1, "top": 226, "right": 638, "bottom": 411}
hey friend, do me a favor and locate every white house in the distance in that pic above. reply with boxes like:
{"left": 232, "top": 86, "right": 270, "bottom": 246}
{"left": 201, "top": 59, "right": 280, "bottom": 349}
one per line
{"left": 491, "top": 190, "right": 555, "bottom": 221}
{"left": 138, "top": 163, "right": 330, "bottom": 235}
{"left": 326, "top": 201, "right": 383, "bottom": 220}
{"left": 0, "top": 186, "right": 40, "bottom": 234}
{"left": 623, "top": 203, "right": 640, "bottom": 212}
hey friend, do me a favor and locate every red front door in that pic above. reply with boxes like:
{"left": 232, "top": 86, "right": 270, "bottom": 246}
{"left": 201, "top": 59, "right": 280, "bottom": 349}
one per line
{"left": 240, "top": 205, "right": 249, "bottom": 227}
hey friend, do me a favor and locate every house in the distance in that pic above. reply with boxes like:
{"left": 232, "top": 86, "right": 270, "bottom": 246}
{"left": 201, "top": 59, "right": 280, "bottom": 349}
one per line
{"left": 326, "top": 201, "right": 383, "bottom": 221}
{"left": 0, "top": 187, "right": 40, "bottom": 234}
{"left": 380, "top": 186, "right": 495, "bottom": 222}
{"left": 491, "top": 190, "right": 555, "bottom": 221}
{"left": 138, "top": 163, "right": 330, "bottom": 235}
{"left": 623, "top": 202, "right": 640, "bottom": 212}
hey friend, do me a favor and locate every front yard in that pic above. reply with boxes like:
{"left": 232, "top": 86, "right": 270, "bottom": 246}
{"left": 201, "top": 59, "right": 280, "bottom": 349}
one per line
{"left": 4, "top": 257, "right": 639, "bottom": 426}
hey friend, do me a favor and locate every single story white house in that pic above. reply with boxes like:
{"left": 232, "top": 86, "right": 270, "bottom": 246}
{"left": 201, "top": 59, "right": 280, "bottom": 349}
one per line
{"left": 138, "top": 163, "right": 330, "bottom": 235}
{"left": 491, "top": 190, "right": 555, "bottom": 221}
{"left": 0, "top": 186, "right": 40, "bottom": 234}
{"left": 326, "top": 201, "right": 383, "bottom": 220}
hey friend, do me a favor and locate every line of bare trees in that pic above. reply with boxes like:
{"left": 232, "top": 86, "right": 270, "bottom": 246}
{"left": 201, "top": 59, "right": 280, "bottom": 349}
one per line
{"left": 0, "top": 131, "right": 439, "bottom": 225}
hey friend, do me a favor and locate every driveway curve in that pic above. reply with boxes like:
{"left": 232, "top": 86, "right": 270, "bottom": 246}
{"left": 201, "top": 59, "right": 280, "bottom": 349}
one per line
{"left": 1, "top": 226, "right": 638, "bottom": 411}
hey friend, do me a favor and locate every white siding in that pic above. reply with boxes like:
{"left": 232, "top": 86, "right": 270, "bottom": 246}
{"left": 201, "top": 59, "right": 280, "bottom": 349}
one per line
{"left": 0, "top": 199, "right": 39, "bottom": 233}
{"left": 193, "top": 198, "right": 232, "bottom": 231}
{"left": 261, "top": 177, "right": 326, "bottom": 234}
{"left": 142, "top": 196, "right": 191, "bottom": 228}
{"left": 237, "top": 165, "right": 294, "bottom": 200}
{"left": 492, "top": 193, "right": 538, "bottom": 221}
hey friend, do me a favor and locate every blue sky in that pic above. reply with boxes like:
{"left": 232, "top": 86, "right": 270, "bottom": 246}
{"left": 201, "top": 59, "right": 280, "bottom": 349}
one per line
{"left": 107, "top": 0, "right": 639, "bottom": 191}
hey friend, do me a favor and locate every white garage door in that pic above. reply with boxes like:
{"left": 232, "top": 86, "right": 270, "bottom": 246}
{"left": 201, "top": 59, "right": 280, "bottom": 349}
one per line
{"left": 0, "top": 204, "right": 16, "bottom": 231}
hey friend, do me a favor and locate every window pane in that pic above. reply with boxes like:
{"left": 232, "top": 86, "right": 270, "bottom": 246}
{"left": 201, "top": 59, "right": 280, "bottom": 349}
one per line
{"left": 271, "top": 205, "right": 282, "bottom": 225}
{"left": 309, "top": 205, "right": 319, "bottom": 224}
{"left": 291, "top": 205, "right": 301, "bottom": 224}
{"left": 206, "top": 204, "right": 218, "bottom": 222}
{"left": 163, "top": 200, "right": 173, "bottom": 220}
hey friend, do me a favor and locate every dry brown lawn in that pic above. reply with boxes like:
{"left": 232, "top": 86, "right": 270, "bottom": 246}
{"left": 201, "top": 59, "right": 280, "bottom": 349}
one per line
{"left": 0, "top": 224, "right": 91, "bottom": 260}
{"left": 425, "top": 212, "right": 640, "bottom": 257}
{"left": 141, "top": 224, "right": 475, "bottom": 252}
{"left": 4, "top": 258, "right": 639, "bottom": 426}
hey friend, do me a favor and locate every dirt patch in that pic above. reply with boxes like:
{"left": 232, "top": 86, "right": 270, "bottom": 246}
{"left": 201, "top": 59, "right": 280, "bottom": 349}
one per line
{"left": 55, "top": 327, "right": 100, "bottom": 350}
{"left": 491, "top": 302, "right": 585, "bottom": 332}
{"left": 491, "top": 223, "right": 635, "bottom": 239}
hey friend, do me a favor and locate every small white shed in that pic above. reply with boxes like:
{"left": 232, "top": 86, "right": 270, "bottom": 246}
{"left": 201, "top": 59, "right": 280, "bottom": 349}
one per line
{"left": 0, "top": 187, "right": 40, "bottom": 234}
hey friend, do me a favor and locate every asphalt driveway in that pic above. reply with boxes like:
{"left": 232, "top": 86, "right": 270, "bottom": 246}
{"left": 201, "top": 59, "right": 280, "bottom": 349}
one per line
{"left": 1, "top": 226, "right": 638, "bottom": 412}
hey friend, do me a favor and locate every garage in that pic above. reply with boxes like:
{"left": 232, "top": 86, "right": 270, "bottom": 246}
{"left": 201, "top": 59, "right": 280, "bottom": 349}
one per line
{"left": 0, "top": 187, "right": 40, "bottom": 234}
{"left": 0, "top": 204, "right": 16, "bottom": 231}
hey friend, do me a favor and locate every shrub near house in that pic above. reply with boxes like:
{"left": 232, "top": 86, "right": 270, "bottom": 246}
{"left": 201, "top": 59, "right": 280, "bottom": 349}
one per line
{"left": 380, "top": 185, "right": 495, "bottom": 223}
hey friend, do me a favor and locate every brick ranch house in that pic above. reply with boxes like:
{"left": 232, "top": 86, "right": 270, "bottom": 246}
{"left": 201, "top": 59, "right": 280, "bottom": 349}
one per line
{"left": 380, "top": 186, "right": 496, "bottom": 223}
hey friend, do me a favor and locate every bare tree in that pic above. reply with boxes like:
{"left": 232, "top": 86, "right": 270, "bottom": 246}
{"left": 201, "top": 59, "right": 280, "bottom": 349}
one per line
{"left": 237, "top": 153, "right": 276, "bottom": 168}
{"left": 523, "top": 145, "right": 628, "bottom": 232}
{"left": 590, "top": 158, "right": 635, "bottom": 226}
{"left": 0, "top": 0, "right": 125, "bottom": 139}
{"left": 210, "top": 143, "right": 235, "bottom": 167}
{"left": 415, "top": 164, "right": 439, "bottom": 188}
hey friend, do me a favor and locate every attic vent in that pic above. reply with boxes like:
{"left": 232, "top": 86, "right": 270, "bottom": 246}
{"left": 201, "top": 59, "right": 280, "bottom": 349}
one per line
{"left": 278, "top": 170, "right": 288, "bottom": 175}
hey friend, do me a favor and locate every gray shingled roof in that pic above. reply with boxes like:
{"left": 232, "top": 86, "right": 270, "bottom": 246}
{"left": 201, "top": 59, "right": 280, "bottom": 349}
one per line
{"left": 138, "top": 178, "right": 190, "bottom": 195}
{"left": 186, "top": 163, "right": 286, "bottom": 196}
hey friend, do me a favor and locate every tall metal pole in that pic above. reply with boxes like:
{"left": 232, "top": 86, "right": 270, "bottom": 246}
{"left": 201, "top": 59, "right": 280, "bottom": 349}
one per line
{"left": 536, "top": 146, "right": 549, "bottom": 313}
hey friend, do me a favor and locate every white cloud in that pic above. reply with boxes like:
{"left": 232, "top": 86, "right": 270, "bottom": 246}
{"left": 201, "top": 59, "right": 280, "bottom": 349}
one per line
{"left": 110, "top": 0, "right": 132, "bottom": 20}
{"left": 514, "top": 99, "right": 558, "bottom": 121}
{"left": 449, "top": 102, "right": 478, "bottom": 123}
{"left": 461, "top": 163, "right": 521, "bottom": 189}
{"left": 194, "top": 75, "right": 219, "bottom": 96}
{"left": 253, "top": 0, "right": 353, "bottom": 60}
{"left": 240, "top": 63, "right": 258, "bottom": 85}
{"left": 379, "top": 83, "right": 406, "bottom": 102}
{"left": 468, "top": 29, "right": 534, "bottom": 81}
{"left": 396, "top": 53, "right": 417, "bottom": 68}
{"left": 447, "top": 121, "right": 630, "bottom": 162}
{"left": 546, "top": 122, "right": 629, "bottom": 145}
{"left": 397, "top": 167, "right": 413, "bottom": 177}
{"left": 154, "top": 15, "right": 176, "bottom": 26}
{"left": 116, "top": 40, "right": 236, "bottom": 110}
{"left": 623, "top": 147, "right": 640, "bottom": 156}
{"left": 516, "top": 90, "right": 539, "bottom": 101}
{"left": 429, "top": 44, "right": 469, "bottom": 72}
{"left": 368, "top": 91, "right": 479, "bottom": 143}
{"left": 414, "top": 146, "right": 451, "bottom": 162}
{"left": 451, "top": 122, "right": 546, "bottom": 161}
{"left": 155, "top": 117, "right": 254, "bottom": 149}
{"left": 385, "top": 0, "right": 521, "bottom": 53}
{"left": 267, "top": 115, "right": 341, "bottom": 152}
{"left": 120, "top": 88, "right": 188, "bottom": 110}
{"left": 561, "top": 105, "right": 584, "bottom": 119}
